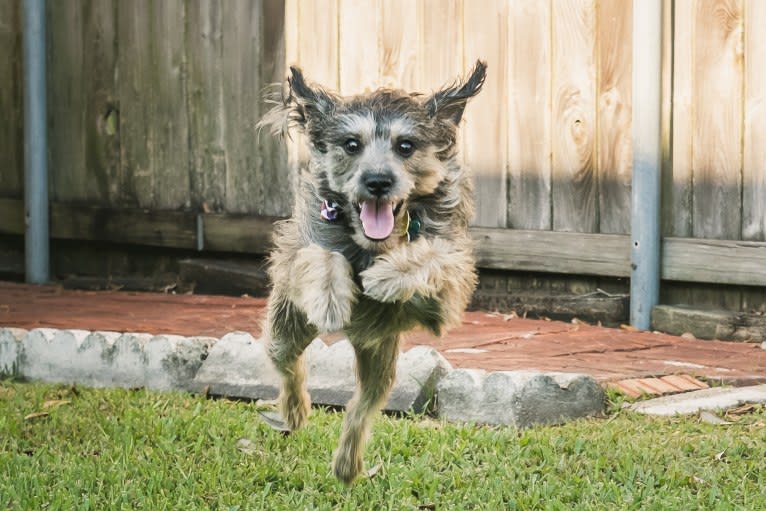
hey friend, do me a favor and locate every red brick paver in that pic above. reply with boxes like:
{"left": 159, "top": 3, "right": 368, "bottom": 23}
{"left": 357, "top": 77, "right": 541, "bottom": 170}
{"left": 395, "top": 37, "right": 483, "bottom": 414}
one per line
{"left": 2, "top": 281, "right": 765, "bottom": 385}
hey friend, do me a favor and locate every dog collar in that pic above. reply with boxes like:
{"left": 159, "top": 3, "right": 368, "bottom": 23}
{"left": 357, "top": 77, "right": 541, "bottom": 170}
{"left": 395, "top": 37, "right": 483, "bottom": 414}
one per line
{"left": 320, "top": 199, "right": 420, "bottom": 242}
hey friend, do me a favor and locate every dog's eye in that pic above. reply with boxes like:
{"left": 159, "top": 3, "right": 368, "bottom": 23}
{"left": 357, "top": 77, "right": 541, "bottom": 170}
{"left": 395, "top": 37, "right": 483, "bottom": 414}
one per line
{"left": 395, "top": 140, "right": 415, "bottom": 157}
{"left": 343, "top": 138, "right": 362, "bottom": 155}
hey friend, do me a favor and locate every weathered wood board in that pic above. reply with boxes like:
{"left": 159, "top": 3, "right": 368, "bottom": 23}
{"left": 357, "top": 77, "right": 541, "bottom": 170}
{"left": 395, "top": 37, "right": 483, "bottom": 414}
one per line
{"left": 0, "top": 0, "right": 23, "bottom": 198}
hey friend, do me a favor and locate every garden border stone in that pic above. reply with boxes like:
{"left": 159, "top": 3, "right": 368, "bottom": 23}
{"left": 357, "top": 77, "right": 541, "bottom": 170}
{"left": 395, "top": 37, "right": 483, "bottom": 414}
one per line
{"left": 1, "top": 326, "right": 604, "bottom": 426}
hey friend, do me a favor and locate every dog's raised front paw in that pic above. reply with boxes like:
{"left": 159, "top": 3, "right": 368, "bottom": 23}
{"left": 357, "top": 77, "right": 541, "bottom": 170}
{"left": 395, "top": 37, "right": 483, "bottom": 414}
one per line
{"left": 290, "top": 245, "right": 357, "bottom": 331}
{"left": 360, "top": 262, "right": 416, "bottom": 303}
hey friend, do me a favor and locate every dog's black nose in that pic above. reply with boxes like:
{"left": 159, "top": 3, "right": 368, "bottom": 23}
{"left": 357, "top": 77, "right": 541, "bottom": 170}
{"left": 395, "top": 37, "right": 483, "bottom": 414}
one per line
{"left": 363, "top": 175, "right": 393, "bottom": 197}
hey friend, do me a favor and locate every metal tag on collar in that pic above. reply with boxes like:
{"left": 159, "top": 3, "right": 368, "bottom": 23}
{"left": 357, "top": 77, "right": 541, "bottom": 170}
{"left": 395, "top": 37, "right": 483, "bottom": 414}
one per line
{"left": 400, "top": 211, "right": 421, "bottom": 242}
{"left": 320, "top": 200, "right": 340, "bottom": 221}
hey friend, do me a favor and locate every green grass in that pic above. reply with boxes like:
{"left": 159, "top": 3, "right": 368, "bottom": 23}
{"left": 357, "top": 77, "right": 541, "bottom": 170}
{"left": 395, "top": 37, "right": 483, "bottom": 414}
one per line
{"left": 1, "top": 381, "right": 765, "bottom": 510}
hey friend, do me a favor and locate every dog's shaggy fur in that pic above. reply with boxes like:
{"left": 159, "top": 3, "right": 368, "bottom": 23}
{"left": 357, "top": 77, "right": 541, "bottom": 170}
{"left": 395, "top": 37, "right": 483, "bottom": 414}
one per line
{"left": 260, "top": 61, "right": 486, "bottom": 483}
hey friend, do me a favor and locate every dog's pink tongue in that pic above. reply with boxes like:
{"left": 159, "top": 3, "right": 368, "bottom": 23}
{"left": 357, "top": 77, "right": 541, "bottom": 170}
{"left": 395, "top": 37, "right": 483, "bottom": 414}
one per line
{"left": 359, "top": 200, "right": 395, "bottom": 240}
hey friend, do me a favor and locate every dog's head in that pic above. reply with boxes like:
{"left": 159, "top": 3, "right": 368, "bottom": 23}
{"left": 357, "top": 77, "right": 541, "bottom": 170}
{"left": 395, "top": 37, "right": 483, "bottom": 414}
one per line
{"left": 262, "top": 61, "right": 486, "bottom": 251}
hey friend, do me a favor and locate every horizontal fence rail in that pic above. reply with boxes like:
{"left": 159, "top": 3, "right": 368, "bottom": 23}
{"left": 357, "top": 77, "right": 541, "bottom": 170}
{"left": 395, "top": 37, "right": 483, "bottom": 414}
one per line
{"left": 2, "top": 199, "right": 765, "bottom": 287}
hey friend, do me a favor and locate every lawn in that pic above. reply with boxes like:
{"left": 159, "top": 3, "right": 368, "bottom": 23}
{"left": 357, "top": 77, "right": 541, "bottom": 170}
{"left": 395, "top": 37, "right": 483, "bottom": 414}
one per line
{"left": 1, "top": 381, "right": 764, "bottom": 510}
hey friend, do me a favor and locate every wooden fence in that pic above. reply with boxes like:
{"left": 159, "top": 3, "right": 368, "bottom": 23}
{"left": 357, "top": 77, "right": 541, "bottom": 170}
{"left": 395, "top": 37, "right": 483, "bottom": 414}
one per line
{"left": 0, "top": 0, "right": 765, "bottom": 310}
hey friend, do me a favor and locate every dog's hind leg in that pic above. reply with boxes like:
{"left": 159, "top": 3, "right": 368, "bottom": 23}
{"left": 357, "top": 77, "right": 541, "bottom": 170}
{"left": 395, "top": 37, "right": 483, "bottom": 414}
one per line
{"left": 332, "top": 334, "right": 400, "bottom": 483}
{"left": 266, "top": 293, "right": 318, "bottom": 431}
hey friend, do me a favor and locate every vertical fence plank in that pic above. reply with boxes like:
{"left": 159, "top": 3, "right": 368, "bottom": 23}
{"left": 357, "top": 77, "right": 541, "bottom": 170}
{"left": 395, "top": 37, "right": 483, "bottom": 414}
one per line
{"left": 339, "top": 0, "right": 380, "bottom": 94}
{"left": 46, "top": 1, "right": 84, "bottom": 202}
{"left": 691, "top": 0, "right": 743, "bottom": 239}
{"left": 381, "top": 0, "right": 420, "bottom": 90}
{"left": 258, "top": 0, "right": 288, "bottom": 214}
{"left": 692, "top": 0, "right": 744, "bottom": 310}
{"left": 118, "top": 0, "right": 189, "bottom": 209}
{"left": 219, "top": 0, "right": 278, "bottom": 215}
{"left": 551, "top": 0, "right": 597, "bottom": 232}
{"left": 0, "top": 0, "right": 22, "bottom": 197}
{"left": 47, "top": 0, "right": 118, "bottom": 205}
{"left": 597, "top": 0, "right": 632, "bottom": 234}
{"left": 82, "top": 0, "right": 119, "bottom": 205}
{"left": 743, "top": 0, "right": 766, "bottom": 241}
{"left": 666, "top": 0, "right": 694, "bottom": 237}
{"left": 419, "top": 0, "right": 463, "bottom": 92}
{"left": 659, "top": 0, "right": 676, "bottom": 237}
{"left": 463, "top": 0, "right": 509, "bottom": 228}
{"left": 507, "top": 0, "right": 551, "bottom": 230}
{"left": 186, "top": 0, "right": 227, "bottom": 212}
{"left": 296, "top": 0, "right": 339, "bottom": 86}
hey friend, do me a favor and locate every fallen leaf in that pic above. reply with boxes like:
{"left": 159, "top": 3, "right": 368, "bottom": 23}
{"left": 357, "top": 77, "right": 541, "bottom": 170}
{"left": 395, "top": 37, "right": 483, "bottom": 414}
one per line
{"left": 258, "top": 410, "right": 291, "bottom": 435}
{"left": 619, "top": 324, "right": 638, "bottom": 332}
{"left": 692, "top": 475, "right": 707, "bottom": 485}
{"left": 699, "top": 411, "right": 732, "bottom": 425}
{"left": 726, "top": 403, "right": 758, "bottom": 417}
{"left": 715, "top": 450, "right": 726, "bottom": 461}
{"left": 24, "top": 412, "right": 49, "bottom": 421}
{"left": 43, "top": 399, "right": 71, "bottom": 409}
{"left": 366, "top": 463, "right": 383, "bottom": 479}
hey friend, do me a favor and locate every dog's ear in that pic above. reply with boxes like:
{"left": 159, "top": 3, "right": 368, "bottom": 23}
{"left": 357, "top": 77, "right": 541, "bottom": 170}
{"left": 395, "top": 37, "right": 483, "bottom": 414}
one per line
{"left": 424, "top": 60, "right": 487, "bottom": 125}
{"left": 258, "top": 67, "right": 336, "bottom": 138}
{"left": 286, "top": 66, "right": 336, "bottom": 125}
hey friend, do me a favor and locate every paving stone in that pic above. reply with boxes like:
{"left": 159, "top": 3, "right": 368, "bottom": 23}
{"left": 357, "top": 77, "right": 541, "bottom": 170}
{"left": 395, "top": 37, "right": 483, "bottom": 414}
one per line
{"left": 21, "top": 328, "right": 103, "bottom": 384}
{"left": 191, "top": 332, "right": 281, "bottom": 400}
{"left": 139, "top": 334, "right": 215, "bottom": 390}
{"left": 0, "top": 327, "right": 26, "bottom": 375}
{"left": 194, "top": 335, "right": 452, "bottom": 413}
{"left": 17, "top": 328, "right": 213, "bottom": 390}
{"left": 305, "top": 340, "right": 452, "bottom": 412}
{"left": 628, "top": 384, "right": 766, "bottom": 416}
{"left": 608, "top": 375, "right": 708, "bottom": 398}
{"left": 389, "top": 345, "right": 452, "bottom": 412}
{"left": 437, "top": 369, "right": 605, "bottom": 427}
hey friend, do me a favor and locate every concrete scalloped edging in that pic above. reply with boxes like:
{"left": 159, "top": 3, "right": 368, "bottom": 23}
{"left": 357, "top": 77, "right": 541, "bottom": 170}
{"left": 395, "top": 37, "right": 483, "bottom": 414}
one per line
{"left": 0, "top": 326, "right": 605, "bottom": 427}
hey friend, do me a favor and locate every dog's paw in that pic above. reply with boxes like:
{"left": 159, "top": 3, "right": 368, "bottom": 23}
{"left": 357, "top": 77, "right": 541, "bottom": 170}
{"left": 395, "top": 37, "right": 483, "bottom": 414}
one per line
{"left": 279, "top": 387, "right": 311, "bottom": 431}
{"left": 291, "top": 245, "right": 357, "bottom": 331}
{"left": 332, "top": 447, "right": 363, "bottom": 484}
{"left": 361, "top": 249, "right": 442, "bottom": 303}
{"left": 360, "top": 261, "right": 416, "bottom": 303}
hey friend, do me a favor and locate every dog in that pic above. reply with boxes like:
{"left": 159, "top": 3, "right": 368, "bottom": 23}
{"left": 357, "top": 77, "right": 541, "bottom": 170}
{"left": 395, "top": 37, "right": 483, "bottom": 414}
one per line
{"left": 259, "top": 60, "right": 486, "bottom": 483}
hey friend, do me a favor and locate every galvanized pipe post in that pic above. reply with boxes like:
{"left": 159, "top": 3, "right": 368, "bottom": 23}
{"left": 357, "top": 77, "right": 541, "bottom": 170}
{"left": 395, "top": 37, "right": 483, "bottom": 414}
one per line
{"left": 23, "top": 0, "right": 50, "bottom": 283}
{"left": 630, "top": 0, "right": 663, "bottom": 330}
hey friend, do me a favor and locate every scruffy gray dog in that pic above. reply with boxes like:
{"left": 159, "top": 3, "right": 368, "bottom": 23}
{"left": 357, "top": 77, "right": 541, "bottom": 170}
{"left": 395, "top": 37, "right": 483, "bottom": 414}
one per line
{"left": 260, "top": 60, "right": 486, "bottom": 483}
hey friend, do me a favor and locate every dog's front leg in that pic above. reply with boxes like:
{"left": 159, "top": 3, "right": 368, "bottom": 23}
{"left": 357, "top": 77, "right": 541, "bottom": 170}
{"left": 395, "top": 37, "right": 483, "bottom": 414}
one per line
{"left": 288, "top": 243, "right": 358, "bottom": 332}
{"left": 332, "top": 333, "right": 399, "bottom": 484}
{"left": 360, "top": 238, "right": 460, "bottom": 303}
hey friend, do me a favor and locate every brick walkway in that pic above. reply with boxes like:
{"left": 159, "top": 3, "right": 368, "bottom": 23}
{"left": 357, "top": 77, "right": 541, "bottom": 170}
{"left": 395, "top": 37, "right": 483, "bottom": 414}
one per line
{"left": 2, "top": 281, "right": 765, "bottom": 385}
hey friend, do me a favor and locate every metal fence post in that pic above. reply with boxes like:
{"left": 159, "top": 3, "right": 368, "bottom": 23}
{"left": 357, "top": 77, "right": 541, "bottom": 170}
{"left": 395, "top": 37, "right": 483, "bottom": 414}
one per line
{"left": 630, "top": 0, "right": 663, "bottom": 330}
{"left": 23, "top": 0, "right": 50, "bottom": 283}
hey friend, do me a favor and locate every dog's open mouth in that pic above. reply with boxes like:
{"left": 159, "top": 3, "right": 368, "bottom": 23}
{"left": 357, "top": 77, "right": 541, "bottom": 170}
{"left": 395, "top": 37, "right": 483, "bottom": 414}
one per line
{"left": 356, "top": 200, "right": 403, "bottom": 240}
